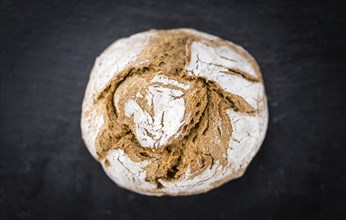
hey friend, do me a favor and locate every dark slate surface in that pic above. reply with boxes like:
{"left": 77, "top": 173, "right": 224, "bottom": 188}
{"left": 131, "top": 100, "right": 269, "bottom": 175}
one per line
{"left": 1, "top": 0, "right": 345, "bottom": 219}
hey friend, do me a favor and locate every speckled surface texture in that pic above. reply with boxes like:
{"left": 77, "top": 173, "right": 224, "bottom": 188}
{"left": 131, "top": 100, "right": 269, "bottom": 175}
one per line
{"left": 1, "top": 0, "right": 345, "bottom": 219}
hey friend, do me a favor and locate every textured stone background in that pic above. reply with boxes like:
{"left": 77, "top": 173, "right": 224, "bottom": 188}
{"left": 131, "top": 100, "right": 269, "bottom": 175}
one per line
{"left": 1, "top": 0, "right": 345, "bottom": 219}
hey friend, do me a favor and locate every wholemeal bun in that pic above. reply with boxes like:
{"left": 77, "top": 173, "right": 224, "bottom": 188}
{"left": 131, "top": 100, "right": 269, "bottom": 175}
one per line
{"left": 81, "top": 29, "right": 268, "bottom": 196}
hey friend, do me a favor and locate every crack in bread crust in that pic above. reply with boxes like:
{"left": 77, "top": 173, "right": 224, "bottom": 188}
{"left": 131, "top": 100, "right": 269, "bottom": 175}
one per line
{"left": 83, "top": 29, "right": 267, "bottom": 193}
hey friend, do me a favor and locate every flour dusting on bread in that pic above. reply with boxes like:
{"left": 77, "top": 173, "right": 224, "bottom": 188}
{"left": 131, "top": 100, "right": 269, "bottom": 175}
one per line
{"left": 81, "top": 29, "right": 268, "bottom": 196}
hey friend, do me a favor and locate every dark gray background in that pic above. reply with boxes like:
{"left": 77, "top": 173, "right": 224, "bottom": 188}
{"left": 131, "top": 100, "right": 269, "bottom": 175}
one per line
{"left": 1, "top": 0, "right": 345, "bottom": 219}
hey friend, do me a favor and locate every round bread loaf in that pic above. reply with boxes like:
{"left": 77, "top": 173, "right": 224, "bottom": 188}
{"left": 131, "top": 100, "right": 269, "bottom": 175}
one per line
{"left": 81, "top": 28, "right": 268, "bottom": 196}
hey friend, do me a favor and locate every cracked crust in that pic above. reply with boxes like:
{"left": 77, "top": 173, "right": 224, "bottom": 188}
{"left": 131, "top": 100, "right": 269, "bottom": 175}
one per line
{"left": 81, "top": 28, "right": 268, "bottom": 196}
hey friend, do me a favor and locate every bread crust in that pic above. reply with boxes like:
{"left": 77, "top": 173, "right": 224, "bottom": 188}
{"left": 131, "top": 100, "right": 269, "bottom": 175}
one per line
{"left": 81, "top": 28, "right": 268, "bottom": 196}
